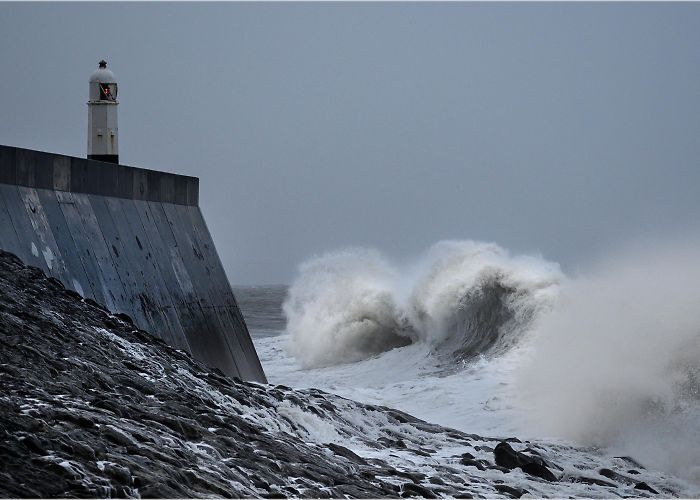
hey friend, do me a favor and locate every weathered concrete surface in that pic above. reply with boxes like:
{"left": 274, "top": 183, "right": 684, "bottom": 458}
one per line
{"left": 0, "top": 144, "right": 265, "bottom": 383}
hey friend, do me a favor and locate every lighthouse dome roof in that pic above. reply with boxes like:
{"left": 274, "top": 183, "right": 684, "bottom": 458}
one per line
{"left": 89, "top": 61, "right": 117, "bottom": 83}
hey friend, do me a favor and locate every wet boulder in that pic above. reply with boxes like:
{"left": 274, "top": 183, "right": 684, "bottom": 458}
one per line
{"left": 494, "top": 442, "right": 558, "bottom": 482}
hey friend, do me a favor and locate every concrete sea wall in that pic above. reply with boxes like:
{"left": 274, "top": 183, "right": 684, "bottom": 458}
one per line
{"left": 0, "top": 144, "right": 266, "bottom": 383}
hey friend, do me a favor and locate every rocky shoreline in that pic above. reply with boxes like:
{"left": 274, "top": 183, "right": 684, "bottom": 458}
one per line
{"left": 0, "top": 250, "right": 689, "bottom": 498}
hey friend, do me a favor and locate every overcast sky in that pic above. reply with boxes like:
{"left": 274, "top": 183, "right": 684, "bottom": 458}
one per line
{"left": 1, "top": 2, "right": 698, "bottom": 284}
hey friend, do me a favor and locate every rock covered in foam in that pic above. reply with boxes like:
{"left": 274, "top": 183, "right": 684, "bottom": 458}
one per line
{"left": 0, "top": 250, "right": 689, "bottom": 498}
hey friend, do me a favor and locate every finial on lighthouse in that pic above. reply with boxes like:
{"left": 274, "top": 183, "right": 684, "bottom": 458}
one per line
{"left": 87, "top": 59, "right": 119, "bottom": 164}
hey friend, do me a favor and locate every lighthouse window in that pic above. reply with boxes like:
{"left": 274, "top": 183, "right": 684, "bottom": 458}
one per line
{"left": 99, "top": 83, "right": 117, "bottom": 101}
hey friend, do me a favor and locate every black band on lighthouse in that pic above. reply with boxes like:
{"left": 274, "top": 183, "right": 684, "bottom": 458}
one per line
{"left": 88, "top": 154, "right": 119, "bottom": 164}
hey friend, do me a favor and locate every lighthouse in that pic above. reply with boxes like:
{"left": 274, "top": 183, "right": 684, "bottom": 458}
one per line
{"left": 87, "top": 60, "right": 119, "bottom": 164}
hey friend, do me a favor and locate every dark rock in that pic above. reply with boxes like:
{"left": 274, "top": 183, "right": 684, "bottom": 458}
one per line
{"left": 494, "top": 441, "right": 558, "bottom": 482}
{"left": 394, "top": 470, "right": 427, "bottom": 483}
{"left": 72, "top": 440, "right": 96, "bottom": 460}
{"left": 103, "top": 463, "right": 133, "bottom": 486}
{"left": 494, "top": 442, "right": 522, "bottom": 469}
{"left": 56, "top": 410, "right": 95, "bottom": 429}
{"left": 103, "top": 317, "right": 120, "bottom": 329}
{"left": 570, "top": 475, "right": 617, "bottom": 488}
{"left": 599, "top": 468, "right": 637, "bottom": 486}
{"left": 401, "top": 482, "right": 437, "bottom": 498}
{"left": 114, "top": 312, "right": 134, "bottom": 325}
{"left": 300, "top": 487, "right": 330, "bottom": 499}
{"left": 378, "top": 436, "right": 407, "bottom": 449}
{"left": 20, "top": 435, "right": 46, "bottom": 454}
{"left": 63, "top": 288, "right": 83, "bottom": 301}
{"left": 262, "top": 492, "right": 287, "bottom": 499}
{"left": 636, "top": 482, "right": 659, "bottom": 494}
{"left": 102, "top": 425, "right": 137, "bottom": 448}
{"left": 138, "top": 481, "right": 186, "bottom": 498}
{"left": 46, "top": 277, "right": 65, "bottom": 290}
{"left": 326, "top": 443, "right": 367, "bottom": 465}
{"left": 460, "top": 457, "right": 487, "bottom": 471}
{"left": 92, "top": 442, "right": 107, "bottom": 460}
{"left": 521, "top": 461, "right": 558, "bottom": 482}
{"left": 359, "top": 470, "right": 376, "bottom": 480}
{"left": 494, "top": 484, "right": 528, "bottom": 498}
{"left": 91, "top": 398, "right": 123, "bottom": 417}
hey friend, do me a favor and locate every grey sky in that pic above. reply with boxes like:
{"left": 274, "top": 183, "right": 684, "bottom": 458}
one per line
{"left": 1, "top": 2, "right": 698, "bottom": 284}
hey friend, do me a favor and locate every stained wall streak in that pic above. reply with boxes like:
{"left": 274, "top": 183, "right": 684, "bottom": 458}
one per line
{"left": 0, "top": 144, "right": 266, "bottom": 383}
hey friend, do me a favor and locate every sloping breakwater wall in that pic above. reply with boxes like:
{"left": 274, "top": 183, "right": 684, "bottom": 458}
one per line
{"left": 0, "top": 144, "right": 266, "bottom": 383}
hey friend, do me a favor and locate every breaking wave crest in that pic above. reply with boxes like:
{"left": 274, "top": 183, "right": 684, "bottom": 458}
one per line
{"left": 282, "top": 248, "right": 408, "bottom": 369}
{"left": 283, "top": 240, "right": 562, "bottom": 369}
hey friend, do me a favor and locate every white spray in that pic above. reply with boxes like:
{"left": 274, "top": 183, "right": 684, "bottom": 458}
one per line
{"left": 282, "top": 248, "right": 405, "bottom": 368}
{"left": 519, "top": 237, "right": 700, "bottom": 484}
{"left": 283, "top": 240, "right": 561, "bottom": 368}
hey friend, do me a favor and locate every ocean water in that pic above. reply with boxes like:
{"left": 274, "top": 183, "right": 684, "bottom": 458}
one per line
{"left": 235, "top": 238, "right": 700, "bottom": 487}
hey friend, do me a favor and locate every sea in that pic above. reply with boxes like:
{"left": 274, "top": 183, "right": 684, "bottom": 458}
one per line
{"left": 234, "top": 239, "right": 700, "bottom": 488}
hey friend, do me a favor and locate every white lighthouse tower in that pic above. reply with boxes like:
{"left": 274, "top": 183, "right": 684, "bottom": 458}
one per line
{"left": 87, "top": 60, "right": 119, "bottom": 163}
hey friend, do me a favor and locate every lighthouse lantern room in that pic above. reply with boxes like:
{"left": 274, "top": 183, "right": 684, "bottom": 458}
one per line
{"left": 87, "top": 60, "right": 119, "bottom": 164}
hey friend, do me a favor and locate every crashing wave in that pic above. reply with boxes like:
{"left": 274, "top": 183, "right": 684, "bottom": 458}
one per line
{"left": 280, "top": 236, "right": 700, "bottom": 486}
{"left": 282, "top": 248, "right": 409, "bottom": 368}
{"left": 283, "top": 240, "right": 562, "bottom": 369}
